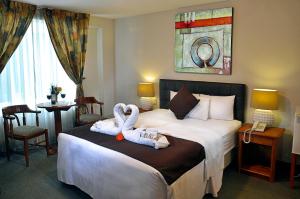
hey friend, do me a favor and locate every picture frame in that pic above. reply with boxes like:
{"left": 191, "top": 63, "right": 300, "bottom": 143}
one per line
{"left": 175, "top": 7, "right": 233, "bottom": 75}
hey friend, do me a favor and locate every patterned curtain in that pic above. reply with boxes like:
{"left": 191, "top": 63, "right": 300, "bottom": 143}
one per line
{"left": 0, "top": 1, "right": 36, "bottom": 73}
{"left": 43, "top": 9, "right": 90, "bottom": 97}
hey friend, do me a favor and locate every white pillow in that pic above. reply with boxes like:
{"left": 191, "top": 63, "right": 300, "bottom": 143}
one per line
{"left": 186, "top": 97, "right": 210, "bottom": 120}
{"left": 200, "top": 94, "right": 235, "bottom": 120}
{"left": 170, "top": 90, "right": 177, "bottom": 100}
{"left": 170, "top": 91, "right": 210, "bottom": 120}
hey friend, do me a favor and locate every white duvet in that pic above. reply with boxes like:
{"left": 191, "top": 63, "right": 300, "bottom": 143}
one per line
{"left": 57, "top": 109, "right": 241, "bottom": 199}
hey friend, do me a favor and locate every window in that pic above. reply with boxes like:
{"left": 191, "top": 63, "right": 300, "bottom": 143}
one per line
{"left": 0, "top": 15, "right": 76, "bottom": 145}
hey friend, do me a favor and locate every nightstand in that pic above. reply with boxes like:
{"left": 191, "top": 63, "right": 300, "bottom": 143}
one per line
{"left": 139, "top": 107, "right": 152, "bottom": 113}
{"left": 238, "top": 123, "right": 284, "bottom": 182}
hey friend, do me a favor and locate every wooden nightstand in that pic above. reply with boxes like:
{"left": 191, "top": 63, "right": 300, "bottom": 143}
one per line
{"left": 138, "top": 107, "right": 152, "bottom": 113}
{"left": 238, "top": 123, "right": 284, "bottom": 182}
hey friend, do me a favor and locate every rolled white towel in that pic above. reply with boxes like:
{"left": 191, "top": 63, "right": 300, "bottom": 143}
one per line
{"left": 123, "top": 128, "right": 170, "bottom": 149}
{"left": 154, "top": 135, "right": 170, "bottom": 149}
{"left": 123, "top": 128, "right": 147, "bottom": 143}
{"left": 145, "top": 128, "right": 159, "bottom": 134}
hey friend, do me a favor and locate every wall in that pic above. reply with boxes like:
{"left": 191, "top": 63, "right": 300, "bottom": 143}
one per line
{"left": 84, "top": 16, "right": 115, "bottom": 117}
{"left": 115, "top": 0, "right": 300, "bottom": 162}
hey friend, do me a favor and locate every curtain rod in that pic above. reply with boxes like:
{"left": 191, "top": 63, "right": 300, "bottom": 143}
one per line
{"left": 36, "top": 6, "right": 90, "bottom": 15}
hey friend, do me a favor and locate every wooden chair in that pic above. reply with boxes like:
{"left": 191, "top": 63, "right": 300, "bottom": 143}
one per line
{"left": 2, "top": 105, "right": 50, "bottom": 167}
{"left": 74, "top": 97, "right": 104, "bottom": 126}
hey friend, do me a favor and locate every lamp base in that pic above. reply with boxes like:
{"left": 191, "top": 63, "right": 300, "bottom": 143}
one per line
{"left": 253, "top": 109, "right": 274, "bottom": 127}
{"left": 139, "top": 97, "right": 153, "bottom": 110}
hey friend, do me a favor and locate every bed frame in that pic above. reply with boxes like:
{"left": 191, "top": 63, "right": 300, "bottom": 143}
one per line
{"left": 159, "top": 79, "right": 246, "bottom": 122}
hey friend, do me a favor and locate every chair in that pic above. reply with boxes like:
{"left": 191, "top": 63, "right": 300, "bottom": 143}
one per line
{"left": 2, "top": 105, "right": 50, "bottom": 167}
{"left": 74, "top": 97, "right": 104, "bottom": 126}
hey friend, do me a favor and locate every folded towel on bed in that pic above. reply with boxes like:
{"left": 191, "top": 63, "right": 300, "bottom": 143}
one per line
{"left": 90, "top": 103, "right": 126, "bottom": 135}
{"left": 90, "top": 103, "right": 142, "bottom": 138}
{"left": 90, "top": 120, "right": 121, "bottom": 136}
{"left": 123, "top": 128, "right": 170, "bottom": 149}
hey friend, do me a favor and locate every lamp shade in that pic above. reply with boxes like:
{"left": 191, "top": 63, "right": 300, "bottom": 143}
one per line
{"left": 137, "top": 83, "right": 155, "bottom": 97}
{"left": 251, "top": 89, "right": 279, "bottom": 110}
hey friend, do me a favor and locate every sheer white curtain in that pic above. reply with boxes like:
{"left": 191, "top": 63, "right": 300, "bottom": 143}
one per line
{"left": 0, "top": 15, "right": 76, "bottom": 148}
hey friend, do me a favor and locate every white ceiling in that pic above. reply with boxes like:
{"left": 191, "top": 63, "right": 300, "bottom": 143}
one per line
{"left": 18, "top": 0, "right": 226, "bottom": 18}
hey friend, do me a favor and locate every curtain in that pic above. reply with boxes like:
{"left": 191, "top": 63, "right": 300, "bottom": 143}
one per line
{"left": 0, "top": 1, "right": 36, "bottom": 73}
{"left": 0, "top": 14, "right": 76, "bottom": 149}
{"left": 43, "top": 9, "right": 90, "bottom": 98}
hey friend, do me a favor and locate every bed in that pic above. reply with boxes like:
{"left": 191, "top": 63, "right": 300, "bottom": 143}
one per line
{"left": 57, "top": 79, "right": 246, "bottom": 199}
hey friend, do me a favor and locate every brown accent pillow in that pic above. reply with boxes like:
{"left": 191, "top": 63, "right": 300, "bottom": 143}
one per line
{"left": 169, "top": 85, "right": 199, "bottom": 119}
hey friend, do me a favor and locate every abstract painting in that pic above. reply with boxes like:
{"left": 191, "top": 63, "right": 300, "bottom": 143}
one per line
{"left": 175, "top": 8, "right": 233, "bottom": 75}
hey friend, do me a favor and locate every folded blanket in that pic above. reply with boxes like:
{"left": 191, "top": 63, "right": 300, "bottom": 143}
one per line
{"left": 123, "top": 128, "right": 170, "bottom": 149}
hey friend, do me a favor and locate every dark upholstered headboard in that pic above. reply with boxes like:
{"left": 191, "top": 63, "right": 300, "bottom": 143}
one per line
{"left": 159, "top": 79, "right": 246, "bottom": 122}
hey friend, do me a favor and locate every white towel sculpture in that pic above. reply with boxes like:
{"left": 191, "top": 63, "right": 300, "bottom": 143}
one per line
{"left": 90, "top": 103, "right": 126, "bottom": 135}
{"left": 122, "top": 104, "right": 140, "bottom": 131}
{"left": 91, "top": 103, "right": 169, "bottom": 149}
{"left": 122, "top": 128, "right": 170, "bottom": 149}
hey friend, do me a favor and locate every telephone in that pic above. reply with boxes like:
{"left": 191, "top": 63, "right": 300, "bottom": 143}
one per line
{"left": 251, "top": 121, "right": 267, "bottom": 132}
{"left": 243, "top": 121, "right": 267, "bottom": 144}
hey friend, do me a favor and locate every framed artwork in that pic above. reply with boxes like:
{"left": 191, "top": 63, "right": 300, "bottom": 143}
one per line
{"left": 175, "top": 8, "right": 233, "bottom": 75}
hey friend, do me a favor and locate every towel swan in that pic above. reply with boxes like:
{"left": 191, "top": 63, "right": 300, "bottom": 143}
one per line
{"left": 114, "top": 103, "right": 127, "bottom": 127}
{"left": 90, "top": 103, "right": 126, "bottom": 135}
{"left": 122, "top": 104, "right": 139, "bottom": 131}
{"left": 91, "top": 103, "right": 169, "bottom": 149}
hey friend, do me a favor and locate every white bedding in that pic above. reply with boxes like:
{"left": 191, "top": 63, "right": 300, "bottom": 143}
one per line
{"left": 135, "top": 109, "right": 241, "bottom": 180}
{"left": 135, "top": 109, "right": 240, "bottom": 153}
{"left": 57, "top": 109, "right": 241, "bottom": 199}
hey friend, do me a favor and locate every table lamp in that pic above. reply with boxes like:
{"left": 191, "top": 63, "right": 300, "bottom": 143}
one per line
{"left": 137, "top": 82, "right": 155, "bottom": 110}
{"left": 251, "top": 88, "right": 279, "bottom": 126}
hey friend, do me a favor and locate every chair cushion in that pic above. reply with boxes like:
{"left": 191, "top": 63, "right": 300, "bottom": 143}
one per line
{"left": 80, "top": 114, "right": 102, "bottom": 124}
{"left": 13, "top": 126, "right": 45, "bottom": 137}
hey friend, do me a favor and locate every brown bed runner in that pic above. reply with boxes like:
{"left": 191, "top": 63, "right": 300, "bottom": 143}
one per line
{"left": 62, "top": 125, "right": 205, "bottom": 185}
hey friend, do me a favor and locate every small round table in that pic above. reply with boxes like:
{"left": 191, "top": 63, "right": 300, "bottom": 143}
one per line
{"left": 37, "top": 101, "right": 75, "bottom": 138}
